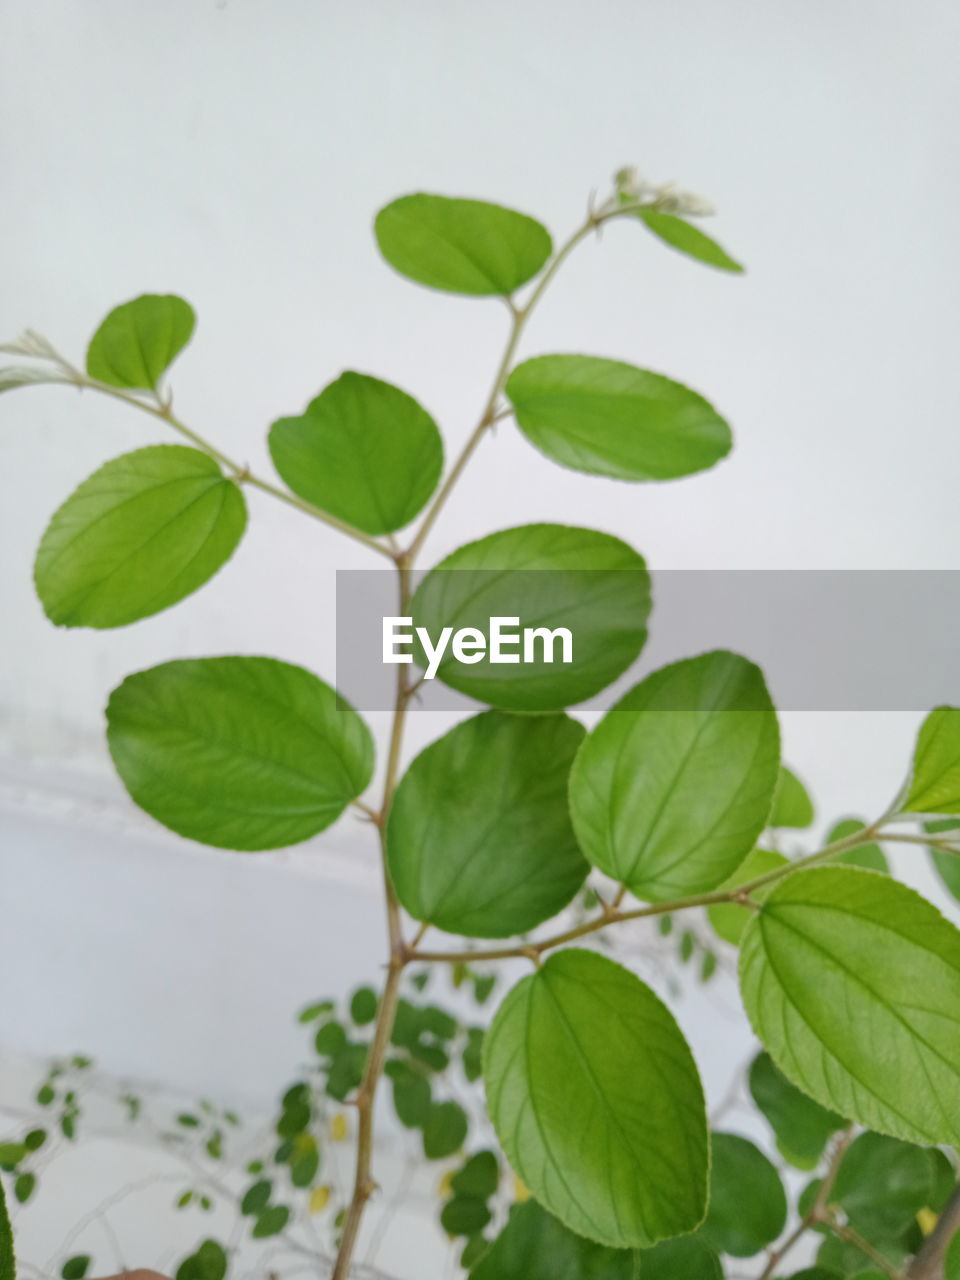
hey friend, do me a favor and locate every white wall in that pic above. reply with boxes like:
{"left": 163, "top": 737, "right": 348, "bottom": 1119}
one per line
{"left": 2, "top": 0, "right": 959, "bottom": 1272}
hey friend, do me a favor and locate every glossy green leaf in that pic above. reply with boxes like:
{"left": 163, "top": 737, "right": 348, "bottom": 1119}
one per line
{"left": 740, "top": 867, "right": 960, "bottom": 1145}
{"left": 106, "top": 656, "right": 373, "bottom": 850}
{"left": 637, "top": 210, "right": 744, "bottom": 273}
{"left": 700, "top": 1131, "right": 787, "bottom": 1256}
{"left": 387, "top": 710, "right": 587, "bottom": 937}
{"left": 827, "top": 819, "right": 890, "bottom": 873}
{"left": 12, "top": 1178, "right": 32, "bottom": 1207}
{"left": 35, "top": 446, "right": 246, "bottom": 629}
{"left": 748, "top": 1051, "right": 844, "bottom": 1167}
{"left": 833, "top": 1132, "right": 935, "bottom": 1241}
{"left": 441, "top": 1196, "right": 492, "bottom": 1236}
{"left": 469, "top": 1202, "right": 637, "bottom": 1280}
{"left": 0, "top": 1177, "right": 13, "bottom": 1280}
{"left": 904, "top": 708, "right": 960, "bottom": 814}
{"left": 483, "top": 949, "right": 707, "bottom": 1248}
{"left": 269, "top": 372, "right": 442, "bottom": 535}
{"left": 423, "top": 1101, "right": 467, "bottom": 1160}
{"left": 451, "top": 1151, "right": 499, "bottom": 1199}
{"left": 571, "top": 651, "right": 780, "bottom": 901}
{"left": 375, "top": 194, "right": 552, "bottom": 296}
{"left": 707, "top": 848, "right": 788, "bottom": 945}
{"left": 175, "top": 1240, "right": 227, "bottom": 1280}
{"left": 771, "top": 766, "right": 815, "bottom": 829}
{"left": 87, "top": 294, "right": 195, "bottom": 391}
{"left": 411, "top": 524, "right": 650, "bottom": 711}
{"left": 60, "top": 1258, "right": 90, "bottom": 1280}
{"left": 505, "top": 355, "right": 731, "bottom": 482}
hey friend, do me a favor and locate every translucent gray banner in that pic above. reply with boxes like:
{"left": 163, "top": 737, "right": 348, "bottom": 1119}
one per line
{"left": 335, "top": 569, "right": 960, "bottom": 712}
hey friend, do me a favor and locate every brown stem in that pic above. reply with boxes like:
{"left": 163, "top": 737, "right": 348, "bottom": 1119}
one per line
{"left": 758, "top": 1129, "right": 853, "bottom": 1280}
{"left": 907, "top": 1185, "right": 960, "bottom": 1280}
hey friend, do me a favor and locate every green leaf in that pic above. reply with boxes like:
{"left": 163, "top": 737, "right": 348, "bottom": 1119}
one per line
{"left": 175, "top": 1240, "right": 227, "bottom": 1280}
{"left": 385, "top": 1061, "right": 431, "bottom": 1129}
{"left": 469, "top": 1201, "right": 637, "bottom": 1280}
{"left": 375, "top": 194, "right": 552, "bottom": 296}
{"left": 12, "top": 1177, "right": 33, "bottom": 1206}
{"left": 903, "top": 708, "right": 960, "bottom": 814}
{"left": 349, "top": 987, "right": 378, "bottom": 1026}
{"left": 833, "top": 1132, "right": 935, "bottom": 1241}
{"left": 34, "top": 446, "right": 247, "bottom": 629}
{"left": 269, "top": 372, "right": 443, "bottom": 535}
{"left": 423, "top": 1101, "right": 468, "bottom": 1160}
{"left": 947, "top": 1231, "right": 960, "bottom": 1280}
{"left": 240, "top": 1179, "right": 272, "bottom": 1215}
{"left": 700, "top": 1132, "right": 787, "bottom": 1256}
{"left": 0, "top": 1147, "right": 25, "bottom": 1168}
{"left": 827, "top": 819, "right": 890, "bottom": 874}
{"left": 290, "top": 1145, "right": 320, "bottom": 1188}
{"left": 483, "top": 949, "right": 707, "bottom": 1248}
{"left": 748, "top": 1051, "right": 844, "bottom": 1167}
{"left": 740, "top": 867, "right": 960, "bottom": 1145}
{"left": 314, "top": 1021, "right": 347, "bottom": 1057}
{"left": 60, "top": 1258, "right": 90, "bottom": 1280}
{"left": 106, "top": 656, "right": 373, "bottom": 850}
{"left": 411, "top": 524, "right": 650, "bottom": 712}
{"left": 298, "top": 1000, "right": 334, "bottom": 1023}
{"left": 451, "top": 1151, "right": 499, "bottom": 1199}
{"left": 252, "top": 1205, "right": 290, "bottom": 1238}
{"left": 441, "top": 1196, "right": 493, "bottom": 1237}
{"left": 0, "top": 1177, "right": 13, "bottom": 1280}
{"left": 926, "top": 818, "right": 960, "bottom": 904}
{"left": 87, "top": 294, "right": 195, "bottom": 391}
{"left": 784, "top": 1271, "right": 842, "bottom": 1280}
{"left": 505, "top": 355, "right": 731, "bottom": 482}
{"left": 570, "top": 651, "right": 780, "bottom": 901}
{"left": 771, "top": 766, "right": 815, "bottom": 829}
{"left": 387, "top": 710, "right": 587, "bottom": 937}
{"left": 22, "top": 1133, "right": 44, "bottom": 1154}
{"left": 707, "top": 848, "right": 788, "bottom": 946}
{"left": 637, "top": 210, "right": 744, "bottom": 273}
{"left": 635, "top": 1236, "right": 723, "bottom": 1279}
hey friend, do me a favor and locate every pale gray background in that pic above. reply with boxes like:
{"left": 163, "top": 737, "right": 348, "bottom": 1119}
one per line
{"left": 1, "top": 0, "right": 959, "bottom": 1271}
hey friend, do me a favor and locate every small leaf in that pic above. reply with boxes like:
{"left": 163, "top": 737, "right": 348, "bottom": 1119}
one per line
{"left": 827, "top": 818, "right": 889, "bottom": 873}
{"left": 411, "top": 524, "right": 650, "bottom": 711}
{"left": 106, "top": 656, "right": 374, "bottom": 850}
{"left": 269, "top": 372, "right": 443, "bottom": 535}
{"left": 483, "top": 949, "right": 707, "bottom": 1248}
{"left": 175, "top": 1240, "right": 227, "bottom": 1280}
{"left": 423, "top": 1102, "right": 468, "bottom": 1160}
{"left": 240, "top": 1179, "right": 272, "bottom": 1216}
{"left": 309, "top": 1184, "right": 331, "bottom": 1213}
{"left": 349, "top": 987, "right": 378, "bottom": 1026}
{"left": 61, "top": 1257, "right": 91, "bottom": 1280}
{"left": 0, "top": 1146, "right": 25, "bottom": 1167}
{"left": 252, "top": 1205, "right": 290, "bottom": 1238}
{"left": 637, "top": 210, "right": 744, "bottom": 273}
{"left": 740, "top": 867, "right": 960, "bottom": 1145}
{"left": 451, "top": 1151, "right": 499, "bottom": 1199}
{"left": 386, "top": 1061, "right": 431, "bottom": 1129}
{"left": 570, "top": 651, "right": 780, "bottom": 901}
{"left": 707, "top": 848, "right": 789, "bottom": 946}
{"left": 770, "top": 766, "right": 815, "bottom": 829}
{"left": 13, "top": 1175, "right": 34, "bottom": 1205}
{"left": 298, "top": 1000, "right": 334, "bottom": 1024}
{"left": 506, "top": 354, "right": 731, "bottom": 482}
{"left": 314, "top": 1021, "right": 347, "bottom": 1057}
{"left": 469, "top": 1201, "right": 637, "bottom": 1280}
{"left": 35, "top": 446, "right": 247, "bottom": 629}
{"left": 748, "top": 1051, "right": 844, "bottom": 1167}
{"left": 22, "top": 1132, "right": 45, "bottom": 1153}
{"left": 375, "top": 194, "right": 552, "bottom": 296}
{"left": 441, "top": 1195, "right": 492, "bottom": 1237}
{"left": 387, "top": 711, "right": 588, "bottom": 937}
{"left": 833, "top": 1132, "right": 935, "bottom": 1241}
{"left": 903, "top": 707, "right": 960, "bottom": 814}
{"left": 700, "top": 1132, "right": 787, "bottom": 1257}
{"left": 0, "top": 1178, "right": 13, "bottom": 1280}
{"left": 87, "top": 294, "right": 195, "bottom": 391}
{"left": 290, "top": 1145, "right": 320, "bottom": 1189}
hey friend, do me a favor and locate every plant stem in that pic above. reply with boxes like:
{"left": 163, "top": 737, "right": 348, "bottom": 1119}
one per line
{"left": 61, "top": 371, "right": 395, "bottom": 560}
{"left": 906, "top": 1184, "right": 960, "bottom": 1279}
{"left": 757, "top": 1128, "right": 852, "bottom": 1279}
{"left": 409, "top": 825, "right": 880, "bottom": 965}
{"left": 826, "top": 1220, "right": 904, "bottom": 1278}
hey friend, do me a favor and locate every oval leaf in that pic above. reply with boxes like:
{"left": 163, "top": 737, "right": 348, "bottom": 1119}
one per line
{"left": 86, "top": 294, "right": 195, "bottom": 391}
{"left": 470, "top": 1201, "right": 637, "bottom": 1280}
{"left": 570, "top": 651, "right": 780, "bottom": 901}
{"left": 375, "top": 194, "right": 552, "bottom": 296}
{"left": 770, "top": 765, "right": 815, "bottom": 829}
{"left": 411, "top": 524, "right": 651, "bottom": 711}
{"left": 833, "top": 1132, "right": 936, "bottom": 1241}
{"left": 269, "top": 372, "right": 443, "bottom": 535}
{"left": 748, "top": 1051, "right": 845, "bottom": 1168}
{"left": 35, "top": 445, "right": 246, "bottom": 628}
{"left": 740, "top": 867, "right": 960, "bottom": 1145}
{"left": 827, "top": 818, "right": 889, "bottom": 873}
{"left": 483, "top": 949, "right": 708, "bottom": 1248}
{"left": 387, "top": 711, "right": 587, "bottom": 938}
{"left": 106, "top": 656, "right": 373, "bottom": 850}
{"left": 637, "top": 210, "right": 744, "bottom": 273}
{"left": 506, "top": 355, "right": 731, "bottom": 482}
{"left": 903, "top": 707, "right": 960, "bottom": 814}
{"left": 700, "top": 1132, "right": 787, "bottom": 1257}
